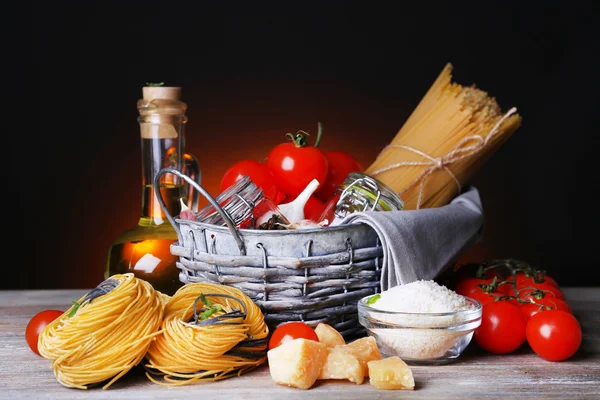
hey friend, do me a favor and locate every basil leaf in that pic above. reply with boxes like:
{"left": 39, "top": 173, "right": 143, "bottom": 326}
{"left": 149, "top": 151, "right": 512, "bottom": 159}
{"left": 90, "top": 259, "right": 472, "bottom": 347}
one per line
{"left": 68, "top": 300, "right": 80, "bottom": 318}
{"left": 366, "top": 294, "right": 381, "bottom": 306}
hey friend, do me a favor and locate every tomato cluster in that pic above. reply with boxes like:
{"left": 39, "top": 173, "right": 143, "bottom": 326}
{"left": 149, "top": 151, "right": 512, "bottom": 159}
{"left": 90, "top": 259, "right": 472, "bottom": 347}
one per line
{"left": 452, "top": 260, "right": 581, "bottom": 362}
{"left": 220, "top": 123, "right": 363, "bottom": 222}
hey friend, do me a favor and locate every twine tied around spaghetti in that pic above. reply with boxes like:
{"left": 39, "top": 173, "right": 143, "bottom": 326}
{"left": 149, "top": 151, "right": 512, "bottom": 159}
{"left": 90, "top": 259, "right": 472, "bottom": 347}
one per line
{"left": 370, "top": 107, "right": 518, "bottom": 209}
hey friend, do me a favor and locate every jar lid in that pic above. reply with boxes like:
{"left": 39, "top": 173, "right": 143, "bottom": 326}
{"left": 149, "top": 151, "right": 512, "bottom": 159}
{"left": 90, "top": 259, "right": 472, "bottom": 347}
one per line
{"left": 337, "top": 172, "right": 405, "bottom": 213}
{"left": 195, "top": 176, "right": 262, "bottom": 226}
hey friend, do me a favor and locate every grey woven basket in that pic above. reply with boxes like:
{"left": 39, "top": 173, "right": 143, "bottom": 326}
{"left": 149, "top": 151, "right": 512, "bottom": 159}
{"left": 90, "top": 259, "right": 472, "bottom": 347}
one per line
{"left": 155, "top": 168, "right": 383, "bottom": 339}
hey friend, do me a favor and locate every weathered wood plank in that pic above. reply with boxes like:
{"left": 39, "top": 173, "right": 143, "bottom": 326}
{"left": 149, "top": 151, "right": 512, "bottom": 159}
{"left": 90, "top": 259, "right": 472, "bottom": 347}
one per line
{"left": 0, "top": 287, "right": 598, "bottom": 399}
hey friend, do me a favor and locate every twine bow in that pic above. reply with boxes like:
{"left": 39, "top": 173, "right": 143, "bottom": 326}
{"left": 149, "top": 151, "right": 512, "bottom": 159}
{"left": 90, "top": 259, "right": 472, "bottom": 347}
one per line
{"left": 370, "top": 107, "right": 518, "bottom": 209}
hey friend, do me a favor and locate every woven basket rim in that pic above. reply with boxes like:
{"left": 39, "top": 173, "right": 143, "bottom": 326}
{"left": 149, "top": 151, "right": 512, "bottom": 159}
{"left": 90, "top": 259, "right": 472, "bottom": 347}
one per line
{"left": 175, "top": 217, "right": 366, "bottom": 236}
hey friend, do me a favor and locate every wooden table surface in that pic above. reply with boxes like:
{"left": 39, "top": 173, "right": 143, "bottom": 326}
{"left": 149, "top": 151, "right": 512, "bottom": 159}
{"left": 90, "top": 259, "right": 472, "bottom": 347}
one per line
{"left": 1, "top": 287, "right": 599, "bottom": 399}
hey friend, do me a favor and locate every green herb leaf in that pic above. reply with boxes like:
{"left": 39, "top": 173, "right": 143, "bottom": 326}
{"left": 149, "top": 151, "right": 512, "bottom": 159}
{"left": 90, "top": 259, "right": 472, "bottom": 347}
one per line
{"left": 145, "top": 82, "right": 165, "bottom": 87}
{"left": 200, "top": 304, "right": 222, "bottom": 321}
{"left": 68, "top": 300, "right": 80, "bottom": 318}
{"left": 366, "top": 294, "right": 381, "bottom": 306}
{"left": 199, "top": 293, "right": 212, "bottom": 307}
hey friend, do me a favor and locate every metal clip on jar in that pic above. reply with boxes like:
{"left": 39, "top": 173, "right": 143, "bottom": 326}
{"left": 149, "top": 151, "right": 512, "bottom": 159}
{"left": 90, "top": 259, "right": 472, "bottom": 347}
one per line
{"left": 319, "top": 172, "right": 404, "bottom": 226}
{"left": 195, "top": 176, "right": 290, "bottom": 229}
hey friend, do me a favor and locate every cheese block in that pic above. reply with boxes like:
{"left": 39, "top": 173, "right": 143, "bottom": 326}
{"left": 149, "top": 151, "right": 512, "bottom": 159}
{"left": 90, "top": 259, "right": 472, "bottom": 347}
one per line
{"left": 368, "top": 356, "right": 415, "bottom": 390}
{"left": 267, "top": 338, "right": 328, "bottom": 390}
{"left": 335, "top": 336, "right": 382, "bottom": 376}
{"left": 314, "top": 323, "right": 346, "bottom": 348}
{"left": 318, "top": 347, "right": 364, "bottom": 384}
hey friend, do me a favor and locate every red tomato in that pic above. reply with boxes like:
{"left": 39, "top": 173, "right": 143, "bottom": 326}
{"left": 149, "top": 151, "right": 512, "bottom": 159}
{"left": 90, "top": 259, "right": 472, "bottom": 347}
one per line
{"left": 455, "top": 277, "right": 495, "bottom": 297}
{"left": 268, "top": 321, "right": 319, "bottom": 350}
{"left": 500, "top": 282, "right": 516, "bottom": 297}
{"left": 279, "top": 195, "right": 325, "bottom": 222}
{"left": 220, "top": 160, "right": 286, "bottom": 204}
{"left": 516, "top": 272, "right": 559, "bottom": 288}
{"left": 468, "top": 290, "right": 503, "bottom": 306}
{"left": 304, "top": 196, "right": 325, "bottom": 222}
{"left": 315, "top": 151, "right": 364, "bottom": 202}
{"left": 526, "top": 310, "right": 582, "bottom": 361}
{"left": 480, "top": 268, "right": 505, "bottom": 281}
{"left": 502, "top": 272, "right": 528, "bottom": 296}
{"left": 520, "top": 303, "right": 542, "bottom": 322}
{"left": 26, "top": 309, "right": 64, "bottom": 356}
{"left": 266, "top": 128, "right": 329, "bottom": 198}
{"left": 474, "top": 301, "right": 527, "bottom": 354}
{"left": 519, "top": 284, "right": 565, "bottom": 301}
{"left": 502, "top": 273, "right": 564, "bottom": 300}
{"left": 520, "top": 298, "right": 572, "bottom": 322}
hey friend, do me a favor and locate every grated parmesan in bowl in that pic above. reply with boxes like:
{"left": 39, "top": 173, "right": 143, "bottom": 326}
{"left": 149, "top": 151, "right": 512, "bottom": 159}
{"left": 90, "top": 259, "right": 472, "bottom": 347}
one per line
{"left": 358, "top": 280, "right": 482, "bottom": 364}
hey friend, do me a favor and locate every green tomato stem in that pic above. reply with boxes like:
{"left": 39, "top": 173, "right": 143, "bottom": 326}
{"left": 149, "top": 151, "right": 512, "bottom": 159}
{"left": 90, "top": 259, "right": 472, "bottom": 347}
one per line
{"left": 314, "top": 122, "right": 323, "bottom": 148}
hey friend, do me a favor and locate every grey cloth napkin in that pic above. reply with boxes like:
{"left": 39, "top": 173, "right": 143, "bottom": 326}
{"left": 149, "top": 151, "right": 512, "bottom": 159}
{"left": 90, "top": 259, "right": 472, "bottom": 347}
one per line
{"left": 339, "top": 186, "right": 485, "bottom": 291}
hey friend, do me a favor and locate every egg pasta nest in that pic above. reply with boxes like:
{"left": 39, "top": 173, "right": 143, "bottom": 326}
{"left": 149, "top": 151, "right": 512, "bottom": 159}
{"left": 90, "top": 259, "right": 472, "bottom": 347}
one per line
{"left": 37, "top": 273, "right": 165, "bottom": 389}
{"left": 144, "top": 282, "right": 269, "bottom": 386}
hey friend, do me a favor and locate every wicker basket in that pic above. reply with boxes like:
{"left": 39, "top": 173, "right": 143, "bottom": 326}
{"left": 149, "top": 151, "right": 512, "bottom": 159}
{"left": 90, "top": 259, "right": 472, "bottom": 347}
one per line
{"left": 155, "top": 168, "right": 383, "bottom": 339}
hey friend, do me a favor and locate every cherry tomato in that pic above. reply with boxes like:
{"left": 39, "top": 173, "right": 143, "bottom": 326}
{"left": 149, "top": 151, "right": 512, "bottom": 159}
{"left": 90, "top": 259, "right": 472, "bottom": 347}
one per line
{"left": 266, "top": 126, "right": 329, "bottom": 198}
{"left": 516, "top": 272, "right": 559, "bottom": 288}
{"left": 469, "top": 293, "right": 521, "bottom": 309}
{"left": 304, "top": 196, "right": 326, "bottom": 222}
{"left": 500, "top": 283, "right": 516, "bottom": 297}
{"left": 455, "top": 277, "right": 496, "bottom": 297}
{"left": 268, "top": 321, "right": 319, "bottom": 350}
{"left": 501, "top": 272, "right": 528, "bottom": 296}
{"left": 519, "top": 284, "right": 565, "bottom": 301}
{"left": 502, "top": 274, "right": 564, "bottom": 300}
{"left": 474, "top": 301, "right": 527, "bottom": 354}
{"left": 483, "top": 268, "right": 505, "bottom": 281}
{"left": 220, "top": 160, "right": 286, "bottom": 204}
{"left": 26, "top": 309, "right": 64, "bottom": 356}
{"left": 468, "top": 290, "right": 504, "bottom": 306}
{"left": 315, "top": 151, "right": 364, "bottom": 202}
{"left": 520, "top": 298, "right": 572, "bottom": 322}
{"left": 526, "top": 310, "right": 582, "bottom": 361}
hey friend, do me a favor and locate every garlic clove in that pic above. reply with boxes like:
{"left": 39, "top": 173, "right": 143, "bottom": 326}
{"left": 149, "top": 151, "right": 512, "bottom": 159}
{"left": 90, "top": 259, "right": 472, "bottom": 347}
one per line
{"left": 278, "top": 179, "right": 320, "bottom": 224}
{"left": 179, "top": 198, "right": 196, "bottom": 221}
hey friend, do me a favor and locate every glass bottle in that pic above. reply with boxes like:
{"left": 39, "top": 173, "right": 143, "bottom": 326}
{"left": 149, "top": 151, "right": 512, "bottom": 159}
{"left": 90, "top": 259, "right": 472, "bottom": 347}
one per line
{"left": 105, "top": 85, "right": 200, "bottom": 295}
{"left": 319, "top": 172, "right": 404, "bottom": 226}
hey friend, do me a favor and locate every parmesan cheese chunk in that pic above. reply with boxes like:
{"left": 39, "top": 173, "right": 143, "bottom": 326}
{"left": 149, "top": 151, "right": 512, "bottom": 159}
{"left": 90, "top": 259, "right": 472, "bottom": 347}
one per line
{"left": 267, "top": 338, "right": 328, "bottom": 390}
{"left": 368, "top": 356, "right": 415, "bottom": 390}
{"left": 335, "top": 336, "right": 382, "bottom": 376}
{"left": 314, "top": 323, "right": 346, "bottom": 348}
{"left": 318, "top": 347, "right": 364, "bottom": 384}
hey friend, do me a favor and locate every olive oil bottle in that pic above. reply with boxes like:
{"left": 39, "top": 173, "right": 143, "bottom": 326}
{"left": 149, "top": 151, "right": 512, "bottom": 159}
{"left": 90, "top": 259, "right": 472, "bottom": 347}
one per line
{"left": 105, "top": 85, "right": 200, "bottom": 295}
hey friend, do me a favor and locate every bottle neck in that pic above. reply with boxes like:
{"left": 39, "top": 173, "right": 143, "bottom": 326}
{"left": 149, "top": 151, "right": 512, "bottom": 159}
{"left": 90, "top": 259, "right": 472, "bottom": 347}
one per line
{"left": 138, "top": 111, "right": 187, "bottom": 225}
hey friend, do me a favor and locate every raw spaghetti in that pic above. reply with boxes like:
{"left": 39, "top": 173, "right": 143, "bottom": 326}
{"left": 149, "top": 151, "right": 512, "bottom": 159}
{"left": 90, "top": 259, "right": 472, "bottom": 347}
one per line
{"left": 37, "top": 273, "right": 165, "bottom": 389}
{"left": 365, "top": 63, "right": 522, "bottom": 209}
{"left": 144, "top": 282, "right": 269, "bottom": 386}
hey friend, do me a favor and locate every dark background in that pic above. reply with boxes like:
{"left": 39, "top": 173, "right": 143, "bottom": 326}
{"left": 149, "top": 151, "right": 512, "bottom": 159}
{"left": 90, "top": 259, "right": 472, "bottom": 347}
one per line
{"left": 8, "top": 1, "right": 598, "bottom": 289}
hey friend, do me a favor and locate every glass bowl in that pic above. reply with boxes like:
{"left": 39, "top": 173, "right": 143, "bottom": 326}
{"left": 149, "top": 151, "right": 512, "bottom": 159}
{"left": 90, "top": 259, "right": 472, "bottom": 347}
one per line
{"left": 358, "top": 295, "right": 482, "bottom": 365}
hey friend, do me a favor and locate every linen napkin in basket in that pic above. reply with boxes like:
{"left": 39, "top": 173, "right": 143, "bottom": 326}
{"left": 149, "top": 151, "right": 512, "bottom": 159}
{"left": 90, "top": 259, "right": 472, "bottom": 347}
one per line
{"left": 338, "top": 186, "right": 484, "bottom": 291}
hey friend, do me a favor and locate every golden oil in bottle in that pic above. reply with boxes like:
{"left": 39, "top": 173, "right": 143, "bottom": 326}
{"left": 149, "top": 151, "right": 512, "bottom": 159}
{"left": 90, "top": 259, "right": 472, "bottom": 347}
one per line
{"left": 105, "top": 86, "right": 200, "bottom": 295}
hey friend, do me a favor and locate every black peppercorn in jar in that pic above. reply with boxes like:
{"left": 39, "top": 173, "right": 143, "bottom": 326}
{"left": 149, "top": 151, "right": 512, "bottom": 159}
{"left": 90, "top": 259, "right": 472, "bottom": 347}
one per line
{"left": 319, "top": 172, "right": 404, "bottom": 226}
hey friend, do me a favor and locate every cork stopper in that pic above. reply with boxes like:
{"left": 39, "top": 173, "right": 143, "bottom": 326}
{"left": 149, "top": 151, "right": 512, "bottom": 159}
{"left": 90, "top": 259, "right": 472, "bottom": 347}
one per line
{"left": 139, "top": 85, "right": 183, "bottom": 140}
{"left": 142, "top": 86, "right": 181, "bottom": 101}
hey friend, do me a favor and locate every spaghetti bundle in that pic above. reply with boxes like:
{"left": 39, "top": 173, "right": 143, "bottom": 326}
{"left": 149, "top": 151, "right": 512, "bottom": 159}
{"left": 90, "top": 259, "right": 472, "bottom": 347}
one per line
{"left": 38, "top": 273, "right": 165, "bottom": 389}
{"left": 366, "top": 63, "right": 522, "bottom": 209}
{"left": 144, "top": 282, "right": 269, "bottom": 386}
